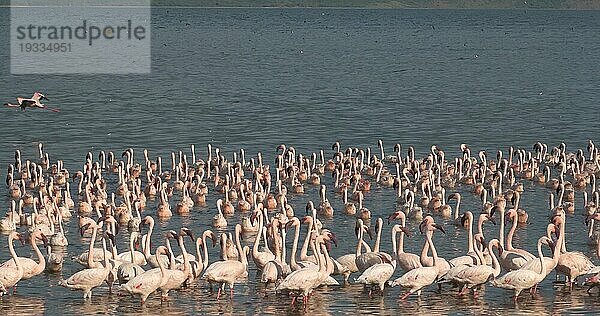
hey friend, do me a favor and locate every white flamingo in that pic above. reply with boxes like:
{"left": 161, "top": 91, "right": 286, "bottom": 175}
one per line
{"left": 276, "top": 232, "right": 330, "bottom": 306}
{"left": 491, "top": 236, "right": 550, "bottom": 302}
{"left": 60, "top": 227, "right": 113, "bottom": 299}
{"left": 0, "top": 232, "right": 25, "bottom": 295}
{"left": 355, "top": 224, "right": 401, "bottom": 296}
{"left": 388, "top": 210, "right": 421, "bottom": 272}
{"left": 122, "top": 246, "right": 169, "bottom": 304}
{"left": 160, "top": 228, "right": 192, "bottom": 299}
{"left": 202, "top": 224, "right": 248, "bottom": 299}
{"left": 390, "top": 219, "right": 442, "bottom": 300}
{"left": 454, "top": 238, "right": 502, "bottom": 297}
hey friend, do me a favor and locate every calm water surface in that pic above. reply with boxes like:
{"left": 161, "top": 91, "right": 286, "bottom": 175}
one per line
{"left": 0, "top": 7, "right": 599, "bottom": 315}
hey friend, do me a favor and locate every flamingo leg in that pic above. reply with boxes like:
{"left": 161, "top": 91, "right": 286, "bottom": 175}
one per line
{"left": 400, "top": 291, "right": 411, "bottom": 300}
{"left": 291, "top": 295, "right": 296, "bottom": 306}
{"left": 217, "top": 287, "right": 222, "bottom": 300}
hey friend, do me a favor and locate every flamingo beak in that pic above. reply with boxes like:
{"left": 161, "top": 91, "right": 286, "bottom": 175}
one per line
{"left": 16, "top": 233, "right": 25, "bottom": 246}
{"left": 182, "top": 228, "right": 194, "bottom": 239}
{"left": 285, "top": 220, "right": 294, "bottom": 231}
{"left": 387, "top": 212, "right": 399, "bottom": 225}
{"left": 211, "top": 233, "right": 217, "bottom": 247}
{"left": 79, "top": 223, "right": 91, "bottom": 237}
{"left": 460, "top": 214, "right": 468, "bottom": 227}
{"left": 399, "top": 226, "right": 411, "bottom": 237}
{"left": 107, "top": 232, "right": 116, "bottom": 245}
{"left": 490, "top": 206, "right": 497, "bottom": 218}
{"left": 40, "top": 234, "right": 49, "bottom": 246}
{"left": 434, "top": 224, "right": 446, "bottom": 234}
{"left": 365, "top": 227, "right": 373, "bottom": 240}
{"left": 329, "top": 233, "right": 338, "bottom": 247}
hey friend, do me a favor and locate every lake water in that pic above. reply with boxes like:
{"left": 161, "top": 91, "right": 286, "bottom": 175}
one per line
{"left": 0, "top": 7, "right": 599, "bottom": 315}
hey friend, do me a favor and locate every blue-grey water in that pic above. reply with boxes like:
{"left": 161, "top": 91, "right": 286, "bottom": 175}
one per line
{"left": 0, "top": 7, "right": 599, "bottom": 315}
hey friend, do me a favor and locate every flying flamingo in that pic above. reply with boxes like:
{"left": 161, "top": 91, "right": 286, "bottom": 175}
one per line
{"left": 4, "top": 92, "right": 59, "bottom": 112}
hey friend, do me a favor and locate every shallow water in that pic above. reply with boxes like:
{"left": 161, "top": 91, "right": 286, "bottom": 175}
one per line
{"left": 0, "top": 7, "right": 600, "bottom": 315}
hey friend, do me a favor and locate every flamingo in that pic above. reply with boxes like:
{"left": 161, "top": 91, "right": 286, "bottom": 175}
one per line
{"left": 212, "top": 199, "right": 228, "bottom": 228}
{"left": 251, "top": 209, "right": 275, "bottom": 270}
{"left": 202, "top": 224, "right": 248, "bottom": 299}
{"left": 356, "top": 218, "right": 392, "bottom": 273}
{"left": 454, "top": 238, "right": 502, "bottom": 297}
{"left": 276, "top": 232, "right": 330, "bottom": 307}
{"left": 520, "top": 223, "right": 562, "bottom": 284}
{"left": 116, "top": 231, "right": 147, "bottom": 265}
{"left": 448, "top": 211, "right": 481, "bottom": 267}
{"left": 72, "top": 218, "right": 113, "bottom": 268}
{"left": 140, "top": 216, "right": 169, "bottom": 269}
{"left": 4, "top": 92, "right": 59, "bottom": 112}
{"left": 116, "top": 231, "right": 146, "bottom": 284}
{"left": 355, "top": 225, "right": 400, "bottom": 296}
{"left": 60, "top": 228, "right": 113, "bottom": 299}
{"left": 387, "top": 211, "right": 420, "bottom": 272}
{"left": 498, "top": 209, "right": 535, "bottom": 270}
{"left": 160, "top": 228, "right": 192, "bottom": 299}
{"left": 390, "top": 218, "right": 443, "bottom": 299}
{"left": 335, "top": 218, "right": 373, "bottom": 282}
{"left": 121, "top": 246, "right": 170, "bottom": 304}
{"left": 418, "top": 217, "right": 450, "bottom": 279}
{"left": 0, "top": 232, "right": 25, "bottom": 295}
{"left": 45, "top": 245, "right": 64, "bottom": 273}
{"left": 0, "top": 228, "right": 48, "bottom": 281}
{"left": 261, "top": 219, "right": 291, "bottom": 284}
{"left": 553, "top": 213, "right": 597, "bottom": 289}
{"left": 188, "top": 229, "right": 216, "bottom": 280}
{"left": 491, "top": 236, "right": 550, "bottom": 302}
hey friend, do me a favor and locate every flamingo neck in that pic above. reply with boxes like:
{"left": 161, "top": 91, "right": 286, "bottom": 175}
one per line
{"left": 477, "top": 216, "right": 485, "bottom": 241}
{"left": 537, "top": 238, "right": 547, "bottom": 278}
{"left": 499, "top": 209, "right": 505, "bottom": 249}
{"left": 290, "top": 222, "right": 300, "bottom": 269}
{"left": 201, "top": 233, "right": 210, "bottom": 268}
{"left": 178, "top": 236, "right": 190, "bottom": 274}
{"left": 235, "top": 227, "right": 246, "bottom": 265}
{"left": 157, "top": 249, "right": 166, "bottom": 277}
{"left": 373, "top": 220, "right": 382, "bottom": 253}
{"left": 398, "top": 218, "right": 406, "bottom": 254}
{"left": 129, "top": 234, "right": 136, "bottom": 262}
{"left": 253, "top": 213, "right": 264, "bottom": 254}
{"left": 31, "top": 234, "right": 45, "bottom": 270}
{"left": 166, "top": 238, "right": 177, "bottom": 268}
{"left": 300, "top": 219, "right": 314, "bottom": 261}
{"left": 506, "top": 216, "right": 517, "bottom": 251}
{"left": 426, "top": 231, "right": 437, "bottom": 266}
{"left": 453, "top": 197, "right": 461, "bottom": 220}
{"left": 420, "top": 232, "right": 430, "bottom": 265}
{"left": 391, "top": 227, "right": 398, "bottom": 256}
{"left": 87, "top": 225, "right": 98, "bottom": 267}
{"left": 489, "top": 242, "right": 500, "bottom": 276}
{"left": 467, "top": 214, "right": 474, "bottom": 253}
{"left": 356, "top": 225, "right": 364, "bottom": 256}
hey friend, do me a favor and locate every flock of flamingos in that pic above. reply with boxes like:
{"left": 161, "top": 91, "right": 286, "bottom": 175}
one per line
{"left": 2, "top": 140, "right": 600, "bottom": 308}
